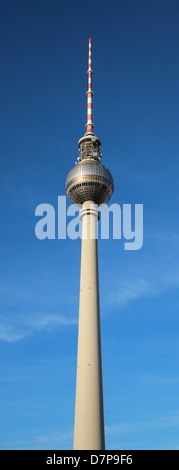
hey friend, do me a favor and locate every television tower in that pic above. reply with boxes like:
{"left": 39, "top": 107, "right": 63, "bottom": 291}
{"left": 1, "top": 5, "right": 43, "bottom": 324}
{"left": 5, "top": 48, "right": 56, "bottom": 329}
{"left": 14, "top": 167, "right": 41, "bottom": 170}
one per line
{"left": 66, "top": 39, "right": 114, "bottom": 450}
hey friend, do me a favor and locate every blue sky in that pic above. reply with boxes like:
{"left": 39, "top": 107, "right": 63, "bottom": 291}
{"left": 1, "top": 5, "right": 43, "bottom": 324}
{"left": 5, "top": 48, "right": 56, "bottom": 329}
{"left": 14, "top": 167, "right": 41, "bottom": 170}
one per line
{"left": 0, "top": 0, "right": 179, "bottom": 450}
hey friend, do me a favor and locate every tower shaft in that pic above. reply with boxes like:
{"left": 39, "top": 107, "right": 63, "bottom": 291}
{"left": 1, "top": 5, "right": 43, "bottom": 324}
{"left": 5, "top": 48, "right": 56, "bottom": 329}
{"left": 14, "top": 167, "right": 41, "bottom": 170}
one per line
{"left": 73, "top": 201, "right": 105, "bottom": 450}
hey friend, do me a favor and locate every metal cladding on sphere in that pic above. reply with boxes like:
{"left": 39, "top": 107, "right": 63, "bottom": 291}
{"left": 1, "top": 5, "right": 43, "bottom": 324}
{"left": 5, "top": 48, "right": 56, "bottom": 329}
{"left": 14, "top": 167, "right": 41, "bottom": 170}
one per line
{"left": 66, "top": 160, "right": 114, "bottom": 206}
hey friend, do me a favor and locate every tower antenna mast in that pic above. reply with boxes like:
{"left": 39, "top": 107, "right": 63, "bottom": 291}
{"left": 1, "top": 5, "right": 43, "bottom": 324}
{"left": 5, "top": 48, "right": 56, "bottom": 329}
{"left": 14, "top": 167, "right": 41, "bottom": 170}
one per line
{"left": 86, "top": 38, "right": 94, "bottom": 134}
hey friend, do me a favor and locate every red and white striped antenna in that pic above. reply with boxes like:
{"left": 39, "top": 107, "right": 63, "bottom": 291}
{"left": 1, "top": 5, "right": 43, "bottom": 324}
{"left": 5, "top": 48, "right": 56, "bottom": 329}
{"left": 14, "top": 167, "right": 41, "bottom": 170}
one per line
{"left": 86, "top": 38, "right": 94, "bottom": 134}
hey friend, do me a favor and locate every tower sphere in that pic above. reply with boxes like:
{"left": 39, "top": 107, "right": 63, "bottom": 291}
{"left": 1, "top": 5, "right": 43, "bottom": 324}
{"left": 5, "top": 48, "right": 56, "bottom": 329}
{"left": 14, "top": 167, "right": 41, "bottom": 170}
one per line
{"left": 66, "top": 136, "right": 114, "bottom": 206}
{"left": 66, "top": 138, "right": 114, "bottom": 205}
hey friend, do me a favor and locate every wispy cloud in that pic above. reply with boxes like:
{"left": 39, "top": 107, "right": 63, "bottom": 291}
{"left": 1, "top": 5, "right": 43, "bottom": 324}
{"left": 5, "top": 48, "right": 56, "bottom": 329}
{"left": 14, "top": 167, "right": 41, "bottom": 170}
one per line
{"left": 106, "top": 266, "right": 179, "bottom": 310}
{"left": 2, "top": 430, "right": 73, "bottom": 450}
{"left": 0, "top": 324, "right": 28, "bottom": 343}
{"left": 144, "top": 375, "right": 179, "bottom": 386}
{"left": 148, "top": 231, "right": 179, "bottom": 244}
{"left": 105, "top": 413, "right": 179, "bottom": 436}
{"left": 0, "top": 312, "right": 77, "bottom": 343}
{"left": 25, "top": 313, "right": 77, "bottom": 329}
{"left": 109, "top": 278, "right": 154, "bottom": 307}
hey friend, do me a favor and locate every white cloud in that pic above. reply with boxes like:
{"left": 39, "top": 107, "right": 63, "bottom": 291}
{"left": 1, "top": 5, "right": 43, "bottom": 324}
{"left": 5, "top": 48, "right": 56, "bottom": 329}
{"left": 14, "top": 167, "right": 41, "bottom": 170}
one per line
{"left": 144, "top": 375, "right": 179, "bottom": 386}
{"left": 25, "top": 313, "right": 77, "bottom": 329}
{"left": 109, "top": 278, "right": 154, "bottom": 307}
{"left": 0, "top": 324, "right": 28, "bottom": 343}
{"left": 105, "top": 265, "right": 179, "bottom": 310}
{"left": 2, "top": 430, "right": 73, "bottom": 449}
{"left": 147, "top": 230, "right": 179, "bottom": 245}
{"left": 0, "top": 312, "right": 77, "bottom": 343}
{"left": 105, "top": 413, "right": 179, "bottom": 436}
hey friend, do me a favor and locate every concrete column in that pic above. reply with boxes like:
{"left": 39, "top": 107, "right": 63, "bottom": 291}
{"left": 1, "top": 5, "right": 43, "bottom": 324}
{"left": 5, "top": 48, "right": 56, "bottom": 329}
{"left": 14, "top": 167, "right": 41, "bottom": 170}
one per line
{"left": 73, "top": 200, "right": 105, "bottom": 450}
